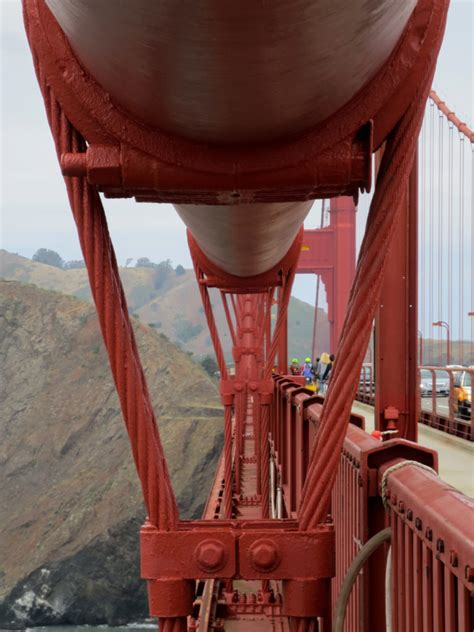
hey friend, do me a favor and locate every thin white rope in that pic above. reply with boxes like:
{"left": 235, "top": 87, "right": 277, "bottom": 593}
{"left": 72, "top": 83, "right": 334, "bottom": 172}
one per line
{"left": 381, "top": 460, "right": 438, "bottom": 511}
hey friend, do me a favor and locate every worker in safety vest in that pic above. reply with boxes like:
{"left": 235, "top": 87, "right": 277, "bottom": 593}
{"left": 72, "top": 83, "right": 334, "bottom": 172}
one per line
{"left": 302, "top": 357, "right": 313, "bottom": 384}
{"left": 289, "top": 358, "right": 301, "bottom": 375}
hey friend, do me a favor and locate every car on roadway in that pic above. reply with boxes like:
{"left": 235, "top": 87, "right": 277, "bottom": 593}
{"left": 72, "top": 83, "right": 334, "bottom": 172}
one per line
{"left": 419, "top": 369, "right": 449, "bottom": 398}
{"left": 452, "top": 369, "right": 472, "bottom": 420}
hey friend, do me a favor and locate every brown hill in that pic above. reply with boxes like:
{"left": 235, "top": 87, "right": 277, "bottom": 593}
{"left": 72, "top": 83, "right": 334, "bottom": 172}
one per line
{"left": 0, "top": 280, "right": 223, "bottom": 627}
{"left": 0, "top": 250, "right": 330, "bottom": 361}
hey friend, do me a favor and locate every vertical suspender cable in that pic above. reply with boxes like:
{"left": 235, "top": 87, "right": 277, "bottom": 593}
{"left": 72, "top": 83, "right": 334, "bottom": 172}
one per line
{"left": 298, "top": 45, "right": 447, "bottom": 529}
{"left": 30, "top": 67, "right": 179, "bottom": 532}
{"left": 312, "top": 199, "right": 326, "bottom": 361}
{"left": 459, "top": 135, "right": 465, "bottom": 363}
{"left": 429, "top": 101, "right": 435, "bottom": 363}
{"left": 420, "top": 113, "right": 426, "bottom": 362}
{"left": 471, "top": 142, "right": 474, "bottom": 365}
{"left": 438, "top": 112, "right": 444, "bottom": 358}
{"left": 448, "top": 123, "right": 454, "bottom": 347}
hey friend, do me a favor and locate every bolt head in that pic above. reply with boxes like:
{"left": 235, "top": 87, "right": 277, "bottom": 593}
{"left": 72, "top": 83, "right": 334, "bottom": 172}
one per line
{"left": 249, "top": 539, "right": 281, "bottom": 572}
{"left": 195, "top": 539, "right": 227, "bottom": 573}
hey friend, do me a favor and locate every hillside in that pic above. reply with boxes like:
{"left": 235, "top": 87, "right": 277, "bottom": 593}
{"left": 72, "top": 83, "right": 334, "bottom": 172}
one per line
{"left": 0, "top": 250, "right": 330, "bottom": 362}
{"left": 0, "top": 280, "right": 223, "bottom": 627}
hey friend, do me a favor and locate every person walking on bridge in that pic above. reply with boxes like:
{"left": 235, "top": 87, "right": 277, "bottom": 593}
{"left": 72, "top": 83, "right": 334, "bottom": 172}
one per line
{"left": 311, "top": 357, "right": 321, "bottom": 381}
{"left": 320, "top": 354, "right": 335, "bottom": 393}
{"left": 302, "top": 357, "right": 313, "bottom": 385}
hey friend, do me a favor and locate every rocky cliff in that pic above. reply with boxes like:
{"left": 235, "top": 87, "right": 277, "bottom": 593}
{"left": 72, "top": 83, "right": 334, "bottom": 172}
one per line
{"left": 0, "top": 280, "right": 223, "bottom": 627}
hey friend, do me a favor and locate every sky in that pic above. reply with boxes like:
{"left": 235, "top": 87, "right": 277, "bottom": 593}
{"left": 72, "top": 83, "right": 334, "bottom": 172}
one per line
{"left": 0, "top": 0, "right": 473, "bottom": 309}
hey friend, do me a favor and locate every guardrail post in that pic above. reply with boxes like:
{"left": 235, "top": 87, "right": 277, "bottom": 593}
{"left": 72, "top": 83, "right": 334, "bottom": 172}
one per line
{"left": 374, "top": 156, "right": 418, "bottom": 441}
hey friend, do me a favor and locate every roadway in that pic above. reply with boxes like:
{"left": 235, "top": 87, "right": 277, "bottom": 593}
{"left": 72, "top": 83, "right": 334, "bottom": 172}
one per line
{"left": 420, "top": 395, "right": 450, "bottom": 416}
{"left": 359, "top": 392, "right": 466, "bottom": 420}
{"left": 352, "top": 401, "right": 474, "bottom": 497}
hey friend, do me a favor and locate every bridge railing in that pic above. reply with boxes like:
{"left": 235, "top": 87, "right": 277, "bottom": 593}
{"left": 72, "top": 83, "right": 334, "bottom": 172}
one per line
{"left": 418, "top": 366, "right": 473, "bottom": 441}
{"left": 384, "top": 461, "right": 474, "bottom": 632}
{"left": 354, "top": 364, "right": 473, "bottom": 441}
{"left": 271, "top": 376, "right": 474, "bottom": 631}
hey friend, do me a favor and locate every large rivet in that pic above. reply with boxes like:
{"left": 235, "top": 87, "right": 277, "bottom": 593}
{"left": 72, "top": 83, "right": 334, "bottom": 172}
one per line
{"left": 195, "top": 539, "right": 227, "bottom": 573}
{"left": 249, "top": 539, "right": 281, "bottom": 572}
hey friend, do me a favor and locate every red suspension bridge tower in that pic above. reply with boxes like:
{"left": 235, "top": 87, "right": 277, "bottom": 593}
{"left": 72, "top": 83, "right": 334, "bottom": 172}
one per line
{"left": 299, "top": 197, "right": 357, "bottom": 356}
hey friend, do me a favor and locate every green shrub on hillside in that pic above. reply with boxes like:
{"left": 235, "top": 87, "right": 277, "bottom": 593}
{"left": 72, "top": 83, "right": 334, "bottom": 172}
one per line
{"left": 32, "top": 248, "right": 64, "bottom": 268}
{"left": 174, "top": 317, "right": 204, "bottom": 343}
{"left": 200, "top": 355, "right": 218, "bottom": 377}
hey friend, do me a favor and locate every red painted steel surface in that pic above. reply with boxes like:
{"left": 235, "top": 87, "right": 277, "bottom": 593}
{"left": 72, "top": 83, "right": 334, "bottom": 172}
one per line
{"left": 385, "top": 465, "right": 474, "bottom": 631}
{"left": 374, "top": 159, "right": 419, "bottom": 440}
{"left": 26, "top": 0, "right": 445, "bottom": 280}
{"left": 298, "top": 197, "right": 356, "bottom": 353}
{"left": 332, "top": 423, "right": 437, "bottom": 632}
{"left": 429, "top": 90, "right": 474, "bottom": 142}
{"left": 270, "top": 377, "right": 473, "bottom": 632}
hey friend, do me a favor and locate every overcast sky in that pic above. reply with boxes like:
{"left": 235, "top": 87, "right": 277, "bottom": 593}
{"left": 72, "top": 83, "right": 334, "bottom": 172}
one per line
{"left": 0, "top": 0, "right": 472, "bottom": 308}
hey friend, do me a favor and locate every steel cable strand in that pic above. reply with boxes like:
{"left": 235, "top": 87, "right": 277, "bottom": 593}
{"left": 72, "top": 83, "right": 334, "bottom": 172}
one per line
{"left": 159, "top": 619, "right": 188, "bottom": 632}
{"left": 31, "top": 42, "right": 180, "bottom": 521}
{"left": 299, "top": 82, "right": 445, "bottom": 489}
{"left": 289, "top": 617, "right": 318, "bottom": 632}
{"left": 301, "top": 192, "right": 424, "bottom": 528}
{"left": 298, "top": 47, "right": 446, "bottom": 530}
{"left": 420, "top": 122, "right": 426, "bottom": 354}
{"left": 260, "top": 404, "right": 271, "bottom": 518}
{"left": 438, "top": 111, "right": 444, "bottom": 346}
{"left": 234, "top": 389, "right": 243, "bottom": 495}
{"left": 264, "top": 261, "right": 298, "bottom": 379}
{"left": 299, "top": 185, "right": 411, "bottom": 487}
{"left": 471, "top": 143, "right": 474, "bottom": 364}
{"left": 448, "top": 123, "right": 453, "bottom": 345}
{"left": 459, "top": 134, "right": 465, "bottom": 361}
{"left": 221, "top": 291, "right": 237, "bottom": 348}
{"left": 429, "top": 101, "right": 436, "bottom": 361}
{"left": 190, "top": 257, "right": 229, "bottom": 380}
{"left": 49, "top": 100, "right": 178, "bottom": 525}
{"left": 299, "top": 186, "right": 415, "bottom": 527}
{"left": 254, "top": 394, "right": 262, "bottom": 495}
{"left": 27, "top": 60, "right": 186, "bottom": 631}
{"left": 189, "top": 261, "right": 234, "bottom": 514}
{"left": 223, "top": 403, "right": 234, "bottom": 518}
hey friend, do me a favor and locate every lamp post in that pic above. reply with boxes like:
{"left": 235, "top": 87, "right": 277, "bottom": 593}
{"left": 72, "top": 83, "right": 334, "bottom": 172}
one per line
{"left": 417, "top": 329, "right": 423, "bottom": 365}
{"left": 432, "top": 321, "right": 451, "bottom": 365}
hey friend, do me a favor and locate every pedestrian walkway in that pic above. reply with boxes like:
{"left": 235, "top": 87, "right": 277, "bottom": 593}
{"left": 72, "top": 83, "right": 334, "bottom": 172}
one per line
{"left": 352, "top": 401, "right": 474, "bottom": 497}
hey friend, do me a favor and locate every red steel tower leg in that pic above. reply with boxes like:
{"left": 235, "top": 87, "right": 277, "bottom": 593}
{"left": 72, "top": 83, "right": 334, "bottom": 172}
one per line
{"left": 328, "top": 197, "right": 356, "bottom": 354}
{"left": 298, "top": 197, "right": 356, "bottom": 356}
{"left": 277, "top": 287, "right": 289, "bottom": 372}
{"left": 375, "top": 155, "right": 419, "bottom": 440}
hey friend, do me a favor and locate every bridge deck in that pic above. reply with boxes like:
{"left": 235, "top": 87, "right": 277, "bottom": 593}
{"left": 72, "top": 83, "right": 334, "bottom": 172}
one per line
{"left": 352, "top": 401, "right": 474, "bottom": 496}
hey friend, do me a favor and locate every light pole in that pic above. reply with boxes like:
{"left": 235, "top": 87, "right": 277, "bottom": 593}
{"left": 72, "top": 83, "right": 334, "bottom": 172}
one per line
{"left": 432, "top": 321, "right": 451, "bottom": 365}
{"left": 418, "top": 329, "right": 423, "bottom": 365}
